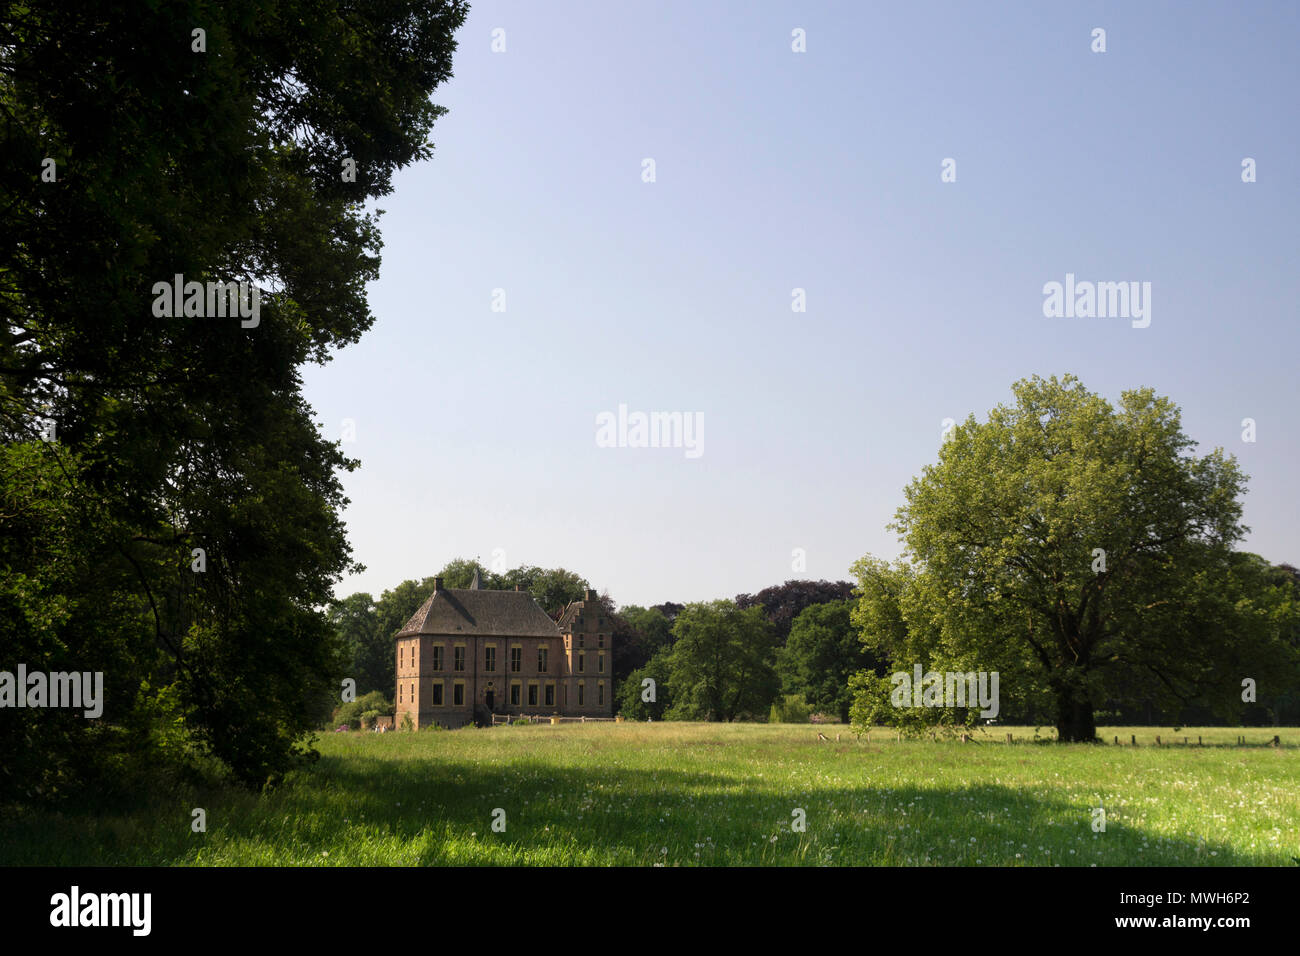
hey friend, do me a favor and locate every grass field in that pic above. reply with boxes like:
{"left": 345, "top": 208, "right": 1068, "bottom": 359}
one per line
{"left": 2, "top": 724, "right": 1296, "bottom": 866}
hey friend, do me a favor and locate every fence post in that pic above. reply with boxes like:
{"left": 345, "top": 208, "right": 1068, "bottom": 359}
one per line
{"left": 1131, "top": 734, "right": 1136, "bottom": 746}
{"left": 1155, "top": 735, "right": 1161, "bottom": 746}
{"left": 1007, "top": 733, "right": 1013, "bottom": 744}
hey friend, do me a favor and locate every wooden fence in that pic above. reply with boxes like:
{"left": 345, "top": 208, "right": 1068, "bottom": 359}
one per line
{"left": 489, "top": 714, "right": 618, "bottom": 726}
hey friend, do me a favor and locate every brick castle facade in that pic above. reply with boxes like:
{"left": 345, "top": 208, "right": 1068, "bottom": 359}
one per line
{"left": 394, "top": 576, "right": 613, "bottom": 729}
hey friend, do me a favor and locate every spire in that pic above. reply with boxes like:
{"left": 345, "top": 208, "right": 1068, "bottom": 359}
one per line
{"left": 471, "top": 567, "right": 482, "bottom": 589}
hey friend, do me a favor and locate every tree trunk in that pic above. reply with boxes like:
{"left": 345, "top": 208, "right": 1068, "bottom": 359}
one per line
{"left": 1055, "top": 686, "right": 1097, "bottom": 742}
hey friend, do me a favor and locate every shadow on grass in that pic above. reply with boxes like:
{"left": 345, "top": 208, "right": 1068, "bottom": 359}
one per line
{"left": 0, "top": 748, "right": 1274, "bottom": 866}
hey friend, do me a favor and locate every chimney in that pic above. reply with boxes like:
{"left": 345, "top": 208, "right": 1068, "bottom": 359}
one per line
{"left": 433, "top": 576, "right": 444, "bottom": 592}
{"left": 584, "top": 589, "right": 598, "bottom": 602}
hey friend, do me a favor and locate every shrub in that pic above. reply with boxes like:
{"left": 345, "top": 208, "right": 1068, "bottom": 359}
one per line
{"left": 769, "top": 694, "right": 811, "bottom": 724}
{"left": 330, "top": 691, "right": 393, "bottom": 730}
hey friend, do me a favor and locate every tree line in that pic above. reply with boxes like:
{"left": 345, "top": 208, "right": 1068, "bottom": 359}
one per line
{"left": 340, "top": 377, "right": 1300, "bottom": 739}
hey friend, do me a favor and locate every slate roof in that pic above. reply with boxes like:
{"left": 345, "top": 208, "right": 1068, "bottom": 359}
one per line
{"left": 396, "top": 587, "right": 561, "bottom": 639}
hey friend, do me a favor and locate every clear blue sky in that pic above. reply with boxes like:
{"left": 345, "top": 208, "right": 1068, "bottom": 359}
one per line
{"left": 303, "top": 0, "right": 1300, "bottom": 608}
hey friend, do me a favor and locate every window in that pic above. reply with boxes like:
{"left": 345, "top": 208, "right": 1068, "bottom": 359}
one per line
{"left": 598, "top": 633, "right": 604, "bottom": 648}
{"left": 544, "top": 683, "right": 555, "bottom": 707}
{"left": 432, "top": 645, "right": 443, "bottom": 671}
{"left": 598, "top": 651, "right": 605, "bottom": 674}
{"left": 453, "top": 682, "right": 465, "bottom": 706}
{"left": 454, "top": 646, "right": 465, "bottom": 671}
{"left": 578, "top": 634, "right": 585, "bottom": 648}
{"left": 432, "top": 682, "right": 444, "bottom": 706}
{"left": 485, "top": 646, "right": 496, "bottom": 672}
{"left": 578, "top": 651, "right": 585, "bottom": 673}
{"left": 577, "top": 682, "right": 585, "bottom": 706}
{"left": 510, "top": 682, "right": 521, "bottom": 706}
{"left": 399, "top": 683, "right": 403, "bottom": 704}
{"left": 538, "top": 646, "right": 549, "bottom": 673}
{"left": 528, "top": 683, "right": 539, "bottom": 706}
{"left": 598, "top": 681, "right": 604, "bottom": 706}
{"left": 510, "top": 646, "right": 522, "bottom": 672}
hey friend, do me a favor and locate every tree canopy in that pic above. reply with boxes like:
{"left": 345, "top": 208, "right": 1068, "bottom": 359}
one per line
{"left": 778, "top": 600, "right": 880, "bottom": 722}
{"left": 666, "top": 600, "right": 778, "bottom": 722}
{"left": 1, "top": 0, "right": 468, "bottom": 797}
{"left": 736, "top": 579, "right": 856, "bottom": 644}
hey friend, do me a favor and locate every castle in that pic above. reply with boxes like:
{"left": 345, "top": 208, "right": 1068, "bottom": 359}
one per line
{"left": 394, "top": 574, "right": 613, "bottom": 729}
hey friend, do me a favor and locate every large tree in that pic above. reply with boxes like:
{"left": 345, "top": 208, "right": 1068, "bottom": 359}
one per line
{"left": 610, "top": 604, "right": 673, "bottom": 685}
{"left": 735, "top": 579, "right": 855, "bottom": 645}
{"left": 327, "top": 592, "right": 389, "bottom": 696}
{"left": 778, "top": 600, "right": 881, "bottom": 722}
{"left": 854, "top": 374, "right": 1298, "bottom": 742}
{"left": 667, "top": 600, "right": 778, "bottom": 722}
{"left": 1, "top": 0, "right": 467, "bottom": 794}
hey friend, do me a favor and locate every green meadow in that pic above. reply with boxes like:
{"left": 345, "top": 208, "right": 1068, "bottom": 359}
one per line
{"left": 3, "top": 724, "right": 1296, "bottom": 866}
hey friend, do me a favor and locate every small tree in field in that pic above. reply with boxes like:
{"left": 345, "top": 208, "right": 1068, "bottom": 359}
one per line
{"left": 769, "top": 694, "right": 811, "bottom": 723}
